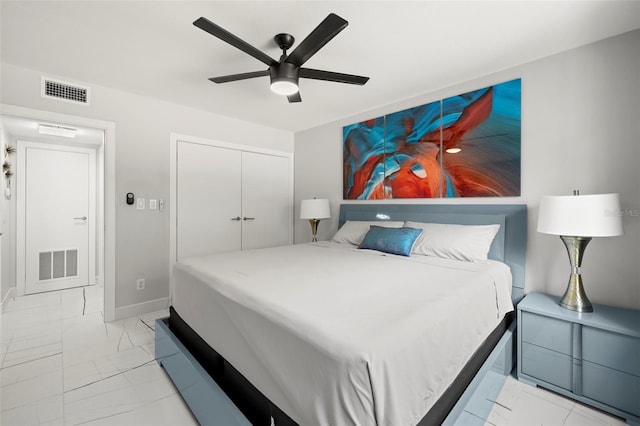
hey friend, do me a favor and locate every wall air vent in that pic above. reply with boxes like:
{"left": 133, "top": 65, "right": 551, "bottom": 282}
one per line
{"left": 41, "top": 77, "right": 90, "bottom": 105}
{"left": 39, "top": 249, "right": 78, "bottom": 281}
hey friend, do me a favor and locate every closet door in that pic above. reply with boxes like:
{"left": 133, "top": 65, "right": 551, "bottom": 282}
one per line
{"left": 241, "top": 152, "right": 291, "bottom": 250}
{"left": 177, "top": 142, "right": 242, "bottom": 260}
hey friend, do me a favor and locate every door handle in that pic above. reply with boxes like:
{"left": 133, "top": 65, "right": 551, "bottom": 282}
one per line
{"left": 73, "top": 216, "right": 88, "bottom": 221}
{"left": 243, "top": 217, "right": 255, "bottom": 221}
{"left": 230, "top": 216, "right": 241, "bottom": 221}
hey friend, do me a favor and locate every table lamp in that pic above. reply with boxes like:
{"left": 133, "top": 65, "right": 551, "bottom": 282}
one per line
{"left": 537, "top": 191, "right": 622, "bottom": 312}
{"left": 300, "top": 198, "right": 330, "bottom": 242}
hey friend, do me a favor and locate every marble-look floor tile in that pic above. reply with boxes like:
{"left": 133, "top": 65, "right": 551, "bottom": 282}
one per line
{"left": 2, "top": 292, "right": 61, "bottom": 313}
{"left": 74, "top": 345, "right": 157, "bottom": 389}
{"left": 1, "top": 308, "right": 62, "bottom": 337}
{"left": 1, "top": 368, "right": 63, "bottom": 412}
{"left": 569, "top": 401, "right": 627, "bottom": 425}
{"left": 1, "top": 340, "right": 62, "bottom": 371}
{"left": 0, "top": 394, "right": 64, "bottom": 426}
{"left": 64, "top": 378, "right": 143, "bottom": 425}
{"left": 62, "top": 311, "right": 111, "bottom": 345}
{"left": 486, "top": 376, "right": 629, "bottom": 426}
{"left": 58, "top": 286, "right": 105, "bottom": 320}
{"left": 0, "top": 286, "right": 194, "bottom": 426}
{"left": 1, "top": 402, "right": 40, "bottom": 426}
{"left": 80, "top": 393, "right": 198, "bottom": 426}
{"left": 0, "top": 353, "right": 62, "bottom": 388}
{"left": 62, "top": 359, "right": 104, "bottom": 392}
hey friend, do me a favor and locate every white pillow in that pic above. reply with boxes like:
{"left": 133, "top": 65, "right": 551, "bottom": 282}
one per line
{"left": 405, "top": 221, "right": 500, "bottom": 262}
{"left": 331, "top": 221, "right": 405, "bottom": 246}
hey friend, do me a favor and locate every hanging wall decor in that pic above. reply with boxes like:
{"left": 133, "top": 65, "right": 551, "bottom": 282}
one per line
{"left": 343, "top": 78, "right": 521, "bottom": 199}
{"left": 3, "top": 144, "right": 15, "bottom": 199}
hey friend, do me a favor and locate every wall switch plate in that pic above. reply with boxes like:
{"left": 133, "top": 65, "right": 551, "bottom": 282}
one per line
{"left": 149, "top": 199, "right": 157, "bottom": 210}
{"left": 136, "top": 278, "right": 145, "bottom": 290}
{"left": 159, "top": 199, "right": 164, "bottom": 211}
{"left": 136, "top": 198, "right": 145, "bottom": 210}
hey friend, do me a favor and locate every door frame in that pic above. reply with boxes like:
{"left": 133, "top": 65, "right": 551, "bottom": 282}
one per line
{"left": 1, "top": 104, "right": 116, "bottom": 321}
{"left": 17, "top": 140, "right": 97, "bottom": 295}
{"left": 169, "top": 133, "right": 294, "bottom": 277}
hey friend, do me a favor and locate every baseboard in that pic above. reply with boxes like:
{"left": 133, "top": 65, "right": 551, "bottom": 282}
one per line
{"left": 1, "top": 287, "right": 16, "bottom": 314}
{"left": 114, "top": 297, "right": 169, "bottom": 321}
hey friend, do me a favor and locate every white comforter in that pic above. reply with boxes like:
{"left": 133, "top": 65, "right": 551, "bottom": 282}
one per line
{"left": 171, "top": 242, "right": 513, "bottom": 426}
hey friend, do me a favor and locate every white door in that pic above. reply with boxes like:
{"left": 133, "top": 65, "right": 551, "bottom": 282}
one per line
{"left": 21, "top": 142, "right": 96, "bottom": 294}
{"left": 176, "top": 141, "right": 242, "bottom": 260}
{"left": 241, "top": 152, "right": 291, "bottom": 250}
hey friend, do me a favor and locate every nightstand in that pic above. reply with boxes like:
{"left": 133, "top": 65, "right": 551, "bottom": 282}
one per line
{"left": 517, "top": 292, "right": 640, "bottom": 425}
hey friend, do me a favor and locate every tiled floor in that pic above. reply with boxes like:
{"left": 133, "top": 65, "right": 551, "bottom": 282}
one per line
{"left": 486, "top": 375, "right": 626, "bottom": 426}
{"left": 1, "top": 286, "right": 197, "bottom": 425}
{"left": 0, "top": 286, "right": 628, "bottom": 426}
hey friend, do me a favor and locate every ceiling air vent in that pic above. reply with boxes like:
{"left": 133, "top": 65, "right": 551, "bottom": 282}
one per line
{"left": 41, "top": 77, "right": 90, "bottom": 105}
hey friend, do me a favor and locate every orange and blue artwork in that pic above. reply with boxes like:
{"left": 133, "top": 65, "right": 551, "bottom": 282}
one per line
{"left": 343, "top": 79, "right": 521, "bottom": 199}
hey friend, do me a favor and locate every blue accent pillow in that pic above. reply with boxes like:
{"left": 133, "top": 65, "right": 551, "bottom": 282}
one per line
{"left": 358, "top": 226, "right": 423, "bottom": 257}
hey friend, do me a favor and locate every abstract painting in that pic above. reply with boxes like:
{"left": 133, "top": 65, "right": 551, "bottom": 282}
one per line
{"left": 343, "top": 79, "right": 521, "bottom": 199}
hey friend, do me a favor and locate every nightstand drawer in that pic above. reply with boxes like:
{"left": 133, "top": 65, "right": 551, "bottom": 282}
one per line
{"left": 583, "top": 360, "right": 640, "bottom": 416}
{"left": 521, "top": 342, "right": 573, "bottom": 391}
{"left": 521, "top": 312, "right": 573, "bottom": 355}
{"left": 583, "top": 327, "right": 640, "bottom": 376}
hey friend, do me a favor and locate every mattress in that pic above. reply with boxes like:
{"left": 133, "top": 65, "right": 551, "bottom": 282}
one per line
{"left": 171, "top": 242, "right": 513, "bottom": 426}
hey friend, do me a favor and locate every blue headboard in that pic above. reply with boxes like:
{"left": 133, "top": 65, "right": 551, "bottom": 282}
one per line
{"left": 338, "top": 204, "right": 527, "bottom": 303}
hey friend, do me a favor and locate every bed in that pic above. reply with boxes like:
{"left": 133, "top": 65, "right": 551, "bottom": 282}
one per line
{"left": 156, "top": 203, "right": 527, "bottom": 426}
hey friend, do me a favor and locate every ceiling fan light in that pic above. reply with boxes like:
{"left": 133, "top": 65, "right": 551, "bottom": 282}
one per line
{"left": 270, "top": 79, "right": 299, "bottom": 96}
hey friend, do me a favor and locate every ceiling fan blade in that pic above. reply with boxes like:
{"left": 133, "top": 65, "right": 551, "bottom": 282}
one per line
{"left": 299, "top": 68, "right": 369, "bottom": 85}
{"left": 209, "top": 70, "right": 269, "bottom": 84}
{"left": 194, "top": 17, "right": 277, "bottom": 67}
{"left": 285, "top": 13, "right": 348, "bottom": 67}
{"left": 287, "top": 92, "right": 302, "bottom": 103}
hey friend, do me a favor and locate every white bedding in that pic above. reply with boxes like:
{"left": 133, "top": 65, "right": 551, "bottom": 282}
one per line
{"left": 171, "top": 242, "right": 513, "bottom": 426}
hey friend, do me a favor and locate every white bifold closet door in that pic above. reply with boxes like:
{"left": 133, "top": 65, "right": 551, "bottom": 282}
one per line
{"left": 240, "top": 151, "right": 291, "bottom": 250}
{"left": 176, "top": 141, "right": 291, "bottom": 261}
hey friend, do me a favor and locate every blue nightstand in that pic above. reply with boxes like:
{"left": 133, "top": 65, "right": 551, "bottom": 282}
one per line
{"left": 517, "top": 292, "right": 640, "bottom": 425}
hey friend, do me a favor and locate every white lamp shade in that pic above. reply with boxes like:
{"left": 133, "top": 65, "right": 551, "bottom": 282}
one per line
{"left": 300, "top": 199, "right": 331, "bottom": 220}
{"left": 537, "top": 193, "right": 623, "bottom": 237}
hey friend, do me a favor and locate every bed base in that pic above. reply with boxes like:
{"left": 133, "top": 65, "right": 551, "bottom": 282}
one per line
{"left": 156, "top": 307, "right": 515, "bottom": 426}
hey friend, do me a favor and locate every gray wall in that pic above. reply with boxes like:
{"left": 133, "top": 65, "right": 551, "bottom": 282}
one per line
{"left": 0, "top": 62, "right": 293, "bottom": 312}
{"left": 294, "top": 30, "right": 640, "bottom": 310}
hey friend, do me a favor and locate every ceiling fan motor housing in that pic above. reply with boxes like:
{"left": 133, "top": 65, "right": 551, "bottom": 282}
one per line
{"left": 269, "top": 62, "right": 299, "bottom": 95}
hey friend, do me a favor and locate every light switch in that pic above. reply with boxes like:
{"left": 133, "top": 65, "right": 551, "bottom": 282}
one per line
{"left": 149, "top": 199, "right": 157, "bottom": 210}
{"left": 136, "top": 198, "right": 145, "bottom": 210}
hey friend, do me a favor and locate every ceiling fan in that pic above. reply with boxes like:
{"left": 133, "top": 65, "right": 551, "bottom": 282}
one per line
{"left": 193, "top": 13, "right": 369, "bottom": 103}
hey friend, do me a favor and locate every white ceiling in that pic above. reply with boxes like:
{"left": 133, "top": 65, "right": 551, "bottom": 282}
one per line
{"left": 1, "top": 1, "right": 639, "bottom": 133}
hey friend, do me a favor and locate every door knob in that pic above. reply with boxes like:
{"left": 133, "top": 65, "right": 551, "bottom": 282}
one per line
{"left": 73, "top": 216, "right": 88, "bottom": 220}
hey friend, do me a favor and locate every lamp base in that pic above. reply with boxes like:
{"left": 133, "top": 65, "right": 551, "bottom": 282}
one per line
{"left": 559, "top": 272, "right": 593, "bottom": 312}
{"left": 559, "top": 236, "right": 593, "bottom": 313}
{"left": 308, "top": 219, "right": 320, "bottom": 243}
